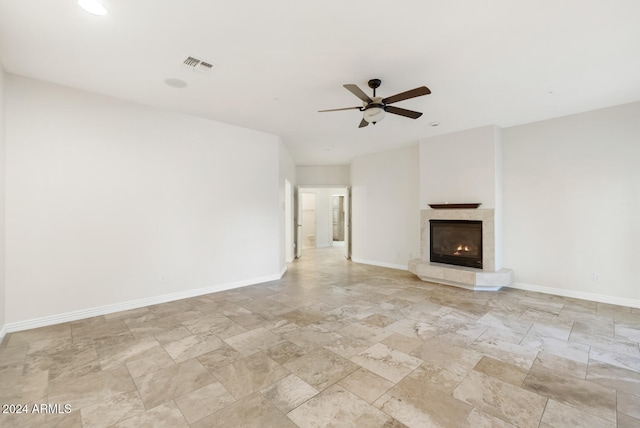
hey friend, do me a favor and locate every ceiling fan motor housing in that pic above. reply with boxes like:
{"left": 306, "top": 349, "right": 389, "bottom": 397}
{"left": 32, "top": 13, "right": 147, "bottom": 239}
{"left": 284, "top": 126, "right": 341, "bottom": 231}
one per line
{"left": 363, "top": 97, "right": 385, "bottom": 123}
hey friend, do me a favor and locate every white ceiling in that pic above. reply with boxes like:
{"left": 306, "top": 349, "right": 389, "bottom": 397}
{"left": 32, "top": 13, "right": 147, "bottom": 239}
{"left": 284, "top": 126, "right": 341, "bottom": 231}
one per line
{"left": 1, "top": 1, "right": 639, "bottom": 165}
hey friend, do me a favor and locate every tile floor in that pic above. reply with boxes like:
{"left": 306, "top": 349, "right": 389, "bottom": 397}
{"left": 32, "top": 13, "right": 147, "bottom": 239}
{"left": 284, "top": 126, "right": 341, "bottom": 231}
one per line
{"left": 1, "top": 247, "right": 639, "bottom": 427}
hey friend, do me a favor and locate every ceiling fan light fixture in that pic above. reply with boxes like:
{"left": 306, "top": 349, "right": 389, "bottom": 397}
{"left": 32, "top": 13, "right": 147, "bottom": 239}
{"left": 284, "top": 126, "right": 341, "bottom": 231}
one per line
{"left": 78, "top": 0, "right": 108, "bottom": 16}
{"left": 363, "top": 106, "right": 385, "bottom": 124}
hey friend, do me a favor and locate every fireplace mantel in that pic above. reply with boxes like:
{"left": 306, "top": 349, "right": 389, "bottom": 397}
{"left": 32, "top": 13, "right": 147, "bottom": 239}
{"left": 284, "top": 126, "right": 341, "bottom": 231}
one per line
{"left": 409, "top": 208, "right": 513, "bottom": 291}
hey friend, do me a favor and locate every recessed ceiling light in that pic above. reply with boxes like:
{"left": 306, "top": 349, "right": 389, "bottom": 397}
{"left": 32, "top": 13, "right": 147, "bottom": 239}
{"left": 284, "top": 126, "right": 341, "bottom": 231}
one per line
{"left": 164, "top": 78, "right": 188, "bottom": 89}
{"left": 78, "top": 0, "right": 108, "bottom": 16}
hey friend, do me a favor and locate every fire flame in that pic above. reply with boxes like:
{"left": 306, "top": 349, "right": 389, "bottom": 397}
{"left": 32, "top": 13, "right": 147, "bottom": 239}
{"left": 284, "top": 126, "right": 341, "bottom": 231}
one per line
{"left": 453, "top": 244, "right": 470, "bottom": 256}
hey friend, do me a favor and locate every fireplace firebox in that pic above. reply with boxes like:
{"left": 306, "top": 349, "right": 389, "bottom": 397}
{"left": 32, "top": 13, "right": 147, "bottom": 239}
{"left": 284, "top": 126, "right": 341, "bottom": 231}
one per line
{"left": 430, "top": 220, "right": 483, "bottom": 269}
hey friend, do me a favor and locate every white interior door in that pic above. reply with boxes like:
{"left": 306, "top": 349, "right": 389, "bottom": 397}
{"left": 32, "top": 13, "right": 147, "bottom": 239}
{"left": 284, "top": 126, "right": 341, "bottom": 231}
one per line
{"left": 295, "top": 186, "right": 302, "bottom": 258}
{"left": 285, "top": 179, "right": 294, "bottom": 262}
{"left": 344, "top": 186, "right": 351, "bottom": 259}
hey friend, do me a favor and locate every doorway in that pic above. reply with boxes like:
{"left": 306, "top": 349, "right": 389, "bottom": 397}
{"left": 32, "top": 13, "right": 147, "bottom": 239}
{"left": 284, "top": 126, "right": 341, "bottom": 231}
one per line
{"left": 301, "top": 192, "right": 317, "bottom": 249}
{"left": 296, "top": 187, "right": 350, "bottom": 258}
{"left": 331, "top": 195, "right": 345, "bottom": 247}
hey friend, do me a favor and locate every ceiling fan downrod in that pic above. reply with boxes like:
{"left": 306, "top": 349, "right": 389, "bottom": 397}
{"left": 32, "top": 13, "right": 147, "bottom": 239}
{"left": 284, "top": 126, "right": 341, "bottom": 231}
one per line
{"left": 368, "top": 79, "right": 382, "bottom": 98}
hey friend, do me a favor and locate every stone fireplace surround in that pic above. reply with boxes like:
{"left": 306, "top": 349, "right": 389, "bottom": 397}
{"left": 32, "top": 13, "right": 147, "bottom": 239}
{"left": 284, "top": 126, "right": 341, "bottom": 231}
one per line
{"left": 409, "top": 208, "right": 513, "bottom": 291}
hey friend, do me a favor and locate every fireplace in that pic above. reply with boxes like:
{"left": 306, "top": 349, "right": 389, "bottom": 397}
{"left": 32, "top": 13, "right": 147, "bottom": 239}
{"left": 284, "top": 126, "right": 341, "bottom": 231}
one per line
{"left": 430, "top": 220, "right": 483, "bottom": 269}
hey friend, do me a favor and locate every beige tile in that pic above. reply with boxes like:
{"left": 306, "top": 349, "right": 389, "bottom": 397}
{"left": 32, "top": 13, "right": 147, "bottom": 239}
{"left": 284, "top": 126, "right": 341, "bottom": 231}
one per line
{"left": 533, "top": 351, "right": 587, "bottom": 379}
{"left": 434, "top": 313, "right": 488, "bottom": 342}
{"left": 459, "top": 408, "right": 517, "bottom": 428}
{"left": 48, "top": 365, "right": 136, "bottom": 411}
{"left": 175, "top": 382, "right": 235, "bottom": 424}
{"left": 473, "top": 355, "right": 528, "bottom": 386}
{"left": 196, "top": 342, "right": 242, "bottom": 369}
{"left": 406, "top": 362, "right": 465, "bottom": 394}
{"left": 113, "top": 401, "right": 188, "bottom": 428}
{"left": 351, "top": 342, "right": 422, "bottom": 383}
{"left": 191, "top": 392, "right": 297, "bottom": 428}
{"left": 380, "top": 332, "right": 423, "bottom": 354}
{"left": 264, "top": 341, "right": 306, "bottom": 365}
{"left": 385, "top": 317, "right": 439, "bottom": 341}
{"left": 263, "top": 319, "right": 300, "bottom": 335}
{"left": 541, "top": 399, "right": 615, "bottom": 428}
{"left": 180, "top": 313, "right": 231, "bottom": 335}
{"left": 618, "top": 412, "right": 640, "bottom": 428}
{"left": 279, "top": 308, "right": 328, "bottom": 326}
{"left": 282, "top": 324, "right": 342, "bottom": 352}
{"left": 362, "top": 313, "right": 397, "bottom": 327}
{"left": 162, "top": 331, "right": 224, "bottom": 362}
{"left": 97, "top": 336, "right": 164, "bottom": 371}
{"left": 453, "top": 370, "right": 547, "bottom": 428}
{"left": 338, "top": 321, "right": 393, "bottom": 344}
{"left": 152, "top": 326, "right": 192, "bottom": 344}
{"left": 7, "top": 323, "right": 71, "bottom": 347}
{"left": 0, "top": 368, "right": 48, "bottom": 404}
{"left": 477, "top": 311, "right": 532, "bottom": 335}
{"left": 133, "top": 358, "right": 214, "bottom": 409}
{"left": 523, "top": 364, "right": 616, "bottom": 421}
{"left": 374, "top": 375, "right": 473, "bottom": 427}
{"left": 617, "top": 391, "right": 640, "bottom": 420}
{"left": 224, "top": 327, "right": 284, "bottom": 355}
{"left": 469, "top": 335, "right": 539, "bottom": 370}
{"left": 123, "top": 345, "right": 175, "bottom": 378}
{"left": 212, "top": 352, "right": 289, "bottom": 399}
{"left": 23, "top": 341, "right": 100, "bottom": 382}
{"left": 123, "top": 315, "right": 180, "bottom": 339}
{"left": 411, "top": 338, "right": 483, "bottom": 379}
{"left": 586, "top": 360, "right": 640, "bottom": 396}
{"left": 79, "top": 390, "right": 145, "bottom": 428}
{"left": 589, "top": 346, "right": 640, "bottom": 372}
{"left": 338, "top": 367, "right": 394, "bottom": 403}
{"left": 207, "top": 317, "right": 250, "bottom": 339}
{"left": 45, "top": 410, "right": 83, "bottom": 428}
{"left": 526, "top": 320, "right": 573, "bottom": 340}
{"left": 288, "top": 384, "right": 392, "bottom": 427}
{"left": 615, "top": 323, "right": 640, "bottom": 343}
{"left": 477, "top": 326, "right": 526, "bottom": 344}
{"left": 323, "top": 336, "right": 373, "bottom": 359}
{"left": 284, "top": 347, "right": 359, "bottom": 391}
{"left": 260, "top": 373, "right": 318, "bottom": 412}
{"left": 0, "top": 343, "right": 28, "bottom": 373}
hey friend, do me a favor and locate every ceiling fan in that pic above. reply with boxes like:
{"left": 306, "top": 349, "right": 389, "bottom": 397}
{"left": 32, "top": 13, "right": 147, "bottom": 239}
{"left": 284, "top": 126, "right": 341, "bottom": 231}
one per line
{"left": 319, "top": 79, "right": 431, "bottom": 128}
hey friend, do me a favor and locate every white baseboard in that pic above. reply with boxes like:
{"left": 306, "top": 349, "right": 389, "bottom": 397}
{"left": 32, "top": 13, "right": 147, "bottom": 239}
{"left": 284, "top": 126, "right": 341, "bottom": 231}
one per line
{"left": 510, "top": 281, "right": 640, "bottom": 309}
{"left": 351, "top": 257, "right": 408, "bottom": 271}
{"left": 4, "top": 273, "right": 283, "bottom": 334}
{"left": 0, "top": 324, "right": 7, "bottom": 346}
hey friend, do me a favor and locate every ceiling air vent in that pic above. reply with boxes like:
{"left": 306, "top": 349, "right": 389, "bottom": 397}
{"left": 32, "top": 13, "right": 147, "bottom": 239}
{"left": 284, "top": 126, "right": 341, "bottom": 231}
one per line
{"left": 181, "top": 56, "right": 215, "bottom": 73}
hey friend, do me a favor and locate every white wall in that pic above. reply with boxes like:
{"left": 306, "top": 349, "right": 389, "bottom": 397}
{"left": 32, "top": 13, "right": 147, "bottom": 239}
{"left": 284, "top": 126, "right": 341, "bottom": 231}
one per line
{"left": 419, "top": 125, "right": 504, "bottom": 269}
{"left": 351, "top": 144, "right": 420, "bottom": 269}
{"left": 5, "top": 75, "right": 283, "bottom": 325}
{"left": 419, "top": 125, "right": 500, "bottom": 209}
{"left": 296, "top": 165, "right": 350, "bottom": 186}
{"left": 0, "top": 65, "right": 6, "bottom": 341}
{"left": 503, "top": 101, "right": 640, "bottom": 303}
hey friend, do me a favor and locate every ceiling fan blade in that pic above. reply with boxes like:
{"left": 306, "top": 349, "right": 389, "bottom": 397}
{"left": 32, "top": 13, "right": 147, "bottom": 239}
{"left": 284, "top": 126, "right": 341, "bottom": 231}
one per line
{"left": 344, "top": 84, "right": 373, "bottom": 103}
{"left": 385, "top": 105, "right": 423, "bottom": 119}
{"left": 358, "top": 118, "right": 369, "bottom": 128}
{"left": 318, "top": 106, "right": 362, "bottom": 112}
{"left": 382, "top": 86, "right": 431, "bottom": 105}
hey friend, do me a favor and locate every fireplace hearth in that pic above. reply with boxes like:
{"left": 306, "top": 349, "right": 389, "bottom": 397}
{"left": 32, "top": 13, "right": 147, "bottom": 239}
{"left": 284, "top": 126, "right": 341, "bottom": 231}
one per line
{"left": 430, "top": 220, "right": 483, "bottom": 268}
